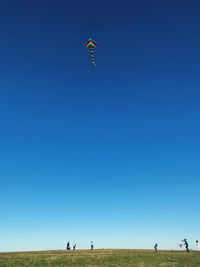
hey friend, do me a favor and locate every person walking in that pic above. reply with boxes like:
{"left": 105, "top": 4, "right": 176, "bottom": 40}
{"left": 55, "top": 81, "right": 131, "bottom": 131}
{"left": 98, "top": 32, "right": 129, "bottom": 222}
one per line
{"left": 182, "top": 239, "right": 189, "bottom": 252}
{"left": 154, "top": 243, "right": 158, "bottom": 253}
{"left": 73, "top": 242, "right": 76, "bottom": 251}
{"left": 91, "top": 241, "right": 94, "bottom": 250}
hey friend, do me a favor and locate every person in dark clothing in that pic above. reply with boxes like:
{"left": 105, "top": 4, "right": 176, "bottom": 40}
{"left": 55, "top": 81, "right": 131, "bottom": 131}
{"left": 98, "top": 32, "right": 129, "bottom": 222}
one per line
{"left": 154, "top": 243, "right": 158, "bottom": 253}
{"left": 91, "top": 241, "right": 94, "bottom": 250}
{"left": 182, "top": 239, "right": 189, "bottom": 252}
{"left": 66, "top": 241, "right": 70, "bottom": 250}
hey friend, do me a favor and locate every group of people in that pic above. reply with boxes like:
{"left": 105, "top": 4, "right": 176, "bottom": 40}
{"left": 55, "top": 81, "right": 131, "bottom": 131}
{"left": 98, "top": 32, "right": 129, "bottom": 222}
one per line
{"left": 66, "top": 241, "right": 94, "bottom": 251}
{"left": 154, "top": 239, "right": 200, "bottom": 252}
{"left": 180, "top": 239, "right": 200, "bottom": 252}
{"left": 66, "top": 241, "right": 76, "bottom": 250}
{"left": 66, "top": 239, "right": 199, "bottom": 252}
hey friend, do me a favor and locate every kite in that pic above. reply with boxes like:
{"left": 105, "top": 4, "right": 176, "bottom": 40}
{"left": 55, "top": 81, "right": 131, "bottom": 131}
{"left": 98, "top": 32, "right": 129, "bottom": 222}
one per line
{"left": 85, "top": 38, "right": 97, "bottom": 66}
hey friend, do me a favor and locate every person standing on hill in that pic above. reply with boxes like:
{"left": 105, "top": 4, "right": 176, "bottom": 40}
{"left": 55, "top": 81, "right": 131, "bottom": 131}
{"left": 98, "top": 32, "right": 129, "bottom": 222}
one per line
{"left": 182, "top": 239, "right": 189, "bottom": 252}
{"left": 66, "top": 241, "right": 70, "bottom": 250}
{"left": 196, "top": 240, "right": 200, "bottom": 251}
{"left": 91, "top": 241, "right": 94, "bottom": 250}
{"left": 73, "top": 242, "right": 76, "bottom": 250}
{"left": 154, "top": 243, "right": 158, "bottom": 253}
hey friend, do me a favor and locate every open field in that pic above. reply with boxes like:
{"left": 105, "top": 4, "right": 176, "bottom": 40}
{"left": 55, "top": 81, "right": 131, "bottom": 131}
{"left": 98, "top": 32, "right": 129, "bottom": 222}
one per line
{"left": 0, "top": 249, "right": 200, "bottom": 267}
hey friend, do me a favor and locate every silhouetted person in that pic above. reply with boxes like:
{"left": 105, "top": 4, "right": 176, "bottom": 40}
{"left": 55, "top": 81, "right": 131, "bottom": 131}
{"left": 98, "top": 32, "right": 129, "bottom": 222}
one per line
{"left": 73, "top": 242, "right": 76, "bottom": 251}
{"left": 154, "top": 243, "right": 158, "bottom": 253}
{"left": 66, "top": 241, "right": 70, "bottom": 250}
{"left": 182, "top": 239, "right": 189, "bottom": 252}
{"left": 91, "top": 241, "right": 94, "bottom": 250}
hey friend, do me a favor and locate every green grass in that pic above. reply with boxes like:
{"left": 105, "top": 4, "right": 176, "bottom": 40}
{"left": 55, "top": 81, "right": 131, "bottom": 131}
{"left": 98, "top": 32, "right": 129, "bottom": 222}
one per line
{"left": 0, "top": 249, "right": 200, "bottom": 267}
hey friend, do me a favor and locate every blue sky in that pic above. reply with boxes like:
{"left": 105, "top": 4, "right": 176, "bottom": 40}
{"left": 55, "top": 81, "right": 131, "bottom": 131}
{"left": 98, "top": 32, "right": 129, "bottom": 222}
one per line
{"left": 0, "top": 0, "right": 200, "bottom": 251}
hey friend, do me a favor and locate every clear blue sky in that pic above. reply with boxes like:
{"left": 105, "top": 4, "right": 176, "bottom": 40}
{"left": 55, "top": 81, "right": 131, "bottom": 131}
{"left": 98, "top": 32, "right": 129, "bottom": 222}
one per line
{"left": 1, "top": 0, "right": 200, "bottom": 251}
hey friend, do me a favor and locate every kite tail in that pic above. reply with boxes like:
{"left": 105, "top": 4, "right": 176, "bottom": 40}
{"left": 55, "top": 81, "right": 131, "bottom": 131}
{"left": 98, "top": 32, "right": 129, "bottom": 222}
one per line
{"left": 90, "top": 47, "right": 96, "bottom": 66}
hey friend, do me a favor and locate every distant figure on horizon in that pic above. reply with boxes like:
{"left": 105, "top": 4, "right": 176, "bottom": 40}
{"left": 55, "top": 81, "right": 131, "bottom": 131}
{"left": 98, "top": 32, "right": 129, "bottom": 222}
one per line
{"left": 182, "top": 239, "right": 189, "bottom": 252}
{"left": 91, "top": 241, "right": 94, "bottom": 250}
{"left": 154, "top": 243, "right": 158, "bottom": 253}
{"left": 196, "top": 240, "right": 200, "bottom": 251}
{"left": 73, "top": 242, "right": 76, "bottom": 251}
{"left": 66, "top": 241, "right": 70, "bottom": 250}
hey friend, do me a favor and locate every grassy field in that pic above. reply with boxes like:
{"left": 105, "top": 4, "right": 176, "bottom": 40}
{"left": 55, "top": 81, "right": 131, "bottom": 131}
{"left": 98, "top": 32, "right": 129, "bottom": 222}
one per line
{"left": 0, "top": 249, "right": 200, "bottom": 267}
